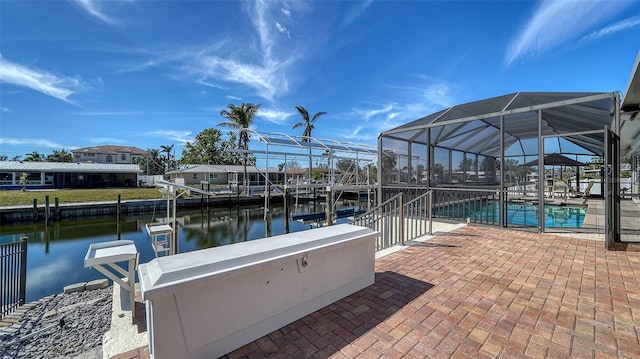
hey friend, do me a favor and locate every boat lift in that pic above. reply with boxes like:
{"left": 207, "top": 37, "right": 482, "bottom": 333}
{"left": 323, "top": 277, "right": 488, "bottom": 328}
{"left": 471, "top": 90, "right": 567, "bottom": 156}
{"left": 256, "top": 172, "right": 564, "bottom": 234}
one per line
{"left": 146, "top": 180, "right": 233, "bottom": 256}
{"left": 150, "top": 132, "right": 382, "bottom": 247}
{"left": 224, "top": 131, "right": 380, "bottom": 227}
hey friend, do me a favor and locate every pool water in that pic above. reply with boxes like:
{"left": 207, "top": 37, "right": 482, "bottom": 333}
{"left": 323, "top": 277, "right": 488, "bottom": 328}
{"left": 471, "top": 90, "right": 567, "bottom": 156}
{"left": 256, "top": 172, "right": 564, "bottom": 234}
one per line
{"left": 473, "top": 202, "right": 586, "bottom": 228}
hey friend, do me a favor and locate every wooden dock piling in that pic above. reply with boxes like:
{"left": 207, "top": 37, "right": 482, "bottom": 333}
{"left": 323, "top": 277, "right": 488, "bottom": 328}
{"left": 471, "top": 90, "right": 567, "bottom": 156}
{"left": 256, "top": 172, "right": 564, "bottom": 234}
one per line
{"left": 32, "top": 199, "right": 38, "bottom": 222}
{"left": 45, "top": 195, "right": 50, "bottom": 225}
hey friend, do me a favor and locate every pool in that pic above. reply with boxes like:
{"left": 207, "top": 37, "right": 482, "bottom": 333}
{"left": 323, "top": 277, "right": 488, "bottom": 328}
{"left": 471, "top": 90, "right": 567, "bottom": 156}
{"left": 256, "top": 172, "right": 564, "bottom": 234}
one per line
{"left": 434, "top": 200, "right": 587, "bottom": 228}
{"left": 473, "top": 202, "right": 586, "bottom": 228}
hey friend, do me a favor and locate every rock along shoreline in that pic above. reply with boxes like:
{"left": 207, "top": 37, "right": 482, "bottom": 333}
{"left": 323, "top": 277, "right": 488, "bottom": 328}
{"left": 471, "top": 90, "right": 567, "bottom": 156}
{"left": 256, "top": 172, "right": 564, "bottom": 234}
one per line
{"left": 0, "top": 286, "right": 113, "bottom": 358}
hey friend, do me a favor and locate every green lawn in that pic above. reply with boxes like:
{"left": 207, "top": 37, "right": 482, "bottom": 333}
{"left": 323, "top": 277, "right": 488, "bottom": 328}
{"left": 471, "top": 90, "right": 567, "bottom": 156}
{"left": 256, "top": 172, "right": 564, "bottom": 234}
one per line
{"left": 0, "top": 188, "right": 165, "bottom": 206}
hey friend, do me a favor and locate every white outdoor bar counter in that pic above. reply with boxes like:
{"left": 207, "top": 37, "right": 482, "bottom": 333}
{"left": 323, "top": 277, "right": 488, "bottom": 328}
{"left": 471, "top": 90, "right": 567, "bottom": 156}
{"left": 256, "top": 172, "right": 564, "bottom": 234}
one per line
{"left": 138, "top": 224, "right": 378, "bottom": 359}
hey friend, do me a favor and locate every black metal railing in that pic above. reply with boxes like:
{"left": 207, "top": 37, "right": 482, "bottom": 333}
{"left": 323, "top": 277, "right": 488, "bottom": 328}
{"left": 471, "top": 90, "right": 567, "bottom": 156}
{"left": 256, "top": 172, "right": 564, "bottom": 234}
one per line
{"left": 1, "top": 238, "right": 28, "bottom": 319}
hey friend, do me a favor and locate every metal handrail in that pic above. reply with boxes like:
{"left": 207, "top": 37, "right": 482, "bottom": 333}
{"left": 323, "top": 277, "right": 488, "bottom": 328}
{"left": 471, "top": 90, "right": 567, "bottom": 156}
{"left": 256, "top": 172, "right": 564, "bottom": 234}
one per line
{"left": 352, "top": 193, "right": 402, "bottom": 250}
{"left": 356, "top": 192, "right": 403, "bottom": 219}
{"left": 352, "top": 191, "right": 433, "bottom": 251}
{"left": 403, "top": 190, "right": 434, "bottom": 239}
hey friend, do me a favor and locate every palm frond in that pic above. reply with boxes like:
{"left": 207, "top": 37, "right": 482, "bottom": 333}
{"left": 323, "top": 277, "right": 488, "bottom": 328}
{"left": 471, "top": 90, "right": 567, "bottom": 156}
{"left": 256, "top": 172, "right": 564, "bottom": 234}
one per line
{"left": 295, "top": 105, "right": 310, "bottom": 121}
{"left": 218, "top": 121, "right": 240, "bottom": 129}
{"left": 311, "top": 111, "right": 327, "bottom": 122}
{"left": 294, "top": 105, "right": 325, "bottom": 143}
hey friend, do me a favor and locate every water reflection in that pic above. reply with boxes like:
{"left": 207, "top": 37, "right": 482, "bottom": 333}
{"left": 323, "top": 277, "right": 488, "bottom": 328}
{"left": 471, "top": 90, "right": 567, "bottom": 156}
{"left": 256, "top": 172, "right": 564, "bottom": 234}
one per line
{"left": 0, "top": 201, "right": 365, "bottom": 302}
{"left": 178, "top": 207, "right": 285, "bottom": 249}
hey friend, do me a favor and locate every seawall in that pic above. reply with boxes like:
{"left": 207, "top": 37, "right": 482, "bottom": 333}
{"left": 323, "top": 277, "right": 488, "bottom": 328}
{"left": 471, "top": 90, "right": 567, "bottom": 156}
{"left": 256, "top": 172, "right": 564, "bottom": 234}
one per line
{"left": 0, "top": 195, "right": 280, "bottom": 225}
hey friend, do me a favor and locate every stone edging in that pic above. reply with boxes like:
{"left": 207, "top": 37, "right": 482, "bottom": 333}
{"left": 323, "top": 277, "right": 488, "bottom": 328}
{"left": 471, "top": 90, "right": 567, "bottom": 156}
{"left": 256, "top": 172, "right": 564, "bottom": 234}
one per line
{"left": 64, "top": 278, "right": 109, "bottom": 294}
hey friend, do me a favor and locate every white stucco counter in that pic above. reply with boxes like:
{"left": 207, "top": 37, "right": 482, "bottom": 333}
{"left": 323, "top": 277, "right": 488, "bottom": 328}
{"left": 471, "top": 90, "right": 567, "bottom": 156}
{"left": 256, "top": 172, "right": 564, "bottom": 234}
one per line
{"left": 138, "top": 223, "right": 378, "bottom": 359}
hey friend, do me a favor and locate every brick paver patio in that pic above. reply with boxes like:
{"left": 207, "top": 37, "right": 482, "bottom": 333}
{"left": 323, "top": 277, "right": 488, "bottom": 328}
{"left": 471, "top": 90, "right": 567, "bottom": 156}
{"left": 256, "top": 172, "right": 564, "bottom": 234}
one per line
{"left": 226, "top": 226, "right": 640, "bottom": 358}
{"left": 113, "top": 226, "right": 640, "bottom": 358}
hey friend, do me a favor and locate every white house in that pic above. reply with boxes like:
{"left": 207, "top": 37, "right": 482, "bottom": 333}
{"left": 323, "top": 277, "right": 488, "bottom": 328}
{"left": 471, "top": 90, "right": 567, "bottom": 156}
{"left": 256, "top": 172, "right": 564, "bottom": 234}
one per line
{"left": 166, "top": 165, "right": 283, "bottom": 187}
{"left": 71, "top": 145, "right": 146, "bottom": 164}
{"left": 0, "top": 161, "right": 142, "bottom": 189}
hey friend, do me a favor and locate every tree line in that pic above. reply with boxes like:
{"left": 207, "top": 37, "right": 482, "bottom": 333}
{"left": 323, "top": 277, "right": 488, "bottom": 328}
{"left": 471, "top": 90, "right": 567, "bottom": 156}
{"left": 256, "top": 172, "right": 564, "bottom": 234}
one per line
{"left": 0, "top": 149, "right": 74, "bottom": 162}
{"left": 140, "top": 103, "right": 330, "bottom": 185}
{"left": 0, "top": 104, "right": 335, "bottom": 181}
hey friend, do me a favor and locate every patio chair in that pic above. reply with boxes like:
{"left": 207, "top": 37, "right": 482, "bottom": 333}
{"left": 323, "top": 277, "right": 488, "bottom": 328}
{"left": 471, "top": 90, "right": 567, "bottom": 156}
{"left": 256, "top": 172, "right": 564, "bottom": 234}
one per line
{"left": 584, "top": 181, "right": 595, "bottom": 197}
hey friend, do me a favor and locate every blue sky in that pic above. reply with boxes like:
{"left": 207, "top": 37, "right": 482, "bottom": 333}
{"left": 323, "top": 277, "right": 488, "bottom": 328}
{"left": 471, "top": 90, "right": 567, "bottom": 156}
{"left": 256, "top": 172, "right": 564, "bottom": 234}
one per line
{"left": 1, "top": 0, "right": 639, "bottom": 161}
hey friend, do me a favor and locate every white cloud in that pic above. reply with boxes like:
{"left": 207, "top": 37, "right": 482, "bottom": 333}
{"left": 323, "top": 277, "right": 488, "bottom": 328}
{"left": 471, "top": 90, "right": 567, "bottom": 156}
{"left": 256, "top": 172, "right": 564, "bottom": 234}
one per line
{"left": 1, "top": 107, "right": 11, "bottom": 112}
{"left": 258, "top": 108, "right": 294, "bottom": 125}
{"left": 174, "top": 1, "right": 301, "bottom": 101}
{"left": 276, "top": 22, "right": 291, "bottom": 39}
{"left": 579, "top": 15, "right": 640, "bottom": 42}
{"left": 196, "top": 78, "right": 227, "bottom": 90}
{"left": 0, "top": 137, "right": 74, "bottom": 149}
{"left": 417, "top": 82, "right": 454, "bottom": 110}
{"left": 505, "top": 0, "right": 635, "bottom": 66}
{"left": 72, "top": 0, "right": 116, "bottom": 24}
{"left": 354, "top": 105, "right": 394, "bottom": 121}
{"left": 0, "top": 54, "right": 88, "bottom": 103}
{"left": 339, "top": 79, "right": 456, "bottom": 143}
{"left": 252, "top": 0, "right": 276, "bottom": 61}
{"left": 115, "top": 60, "right": 158, "bottom": 74}
{"left": 341, "top": 0, "right": 373, "bottom": 29}
{"left": 142, "top": 130, "right": 194, "bottom": 144}
{"left": 70, "top": 111, "right": 135, "bottom": 116}
{"left": 101, "top": 1, "right": 370, "bottom": 103}
{"left": 340, "top": 125, "right": 367, "bottom": 141}
{"left": 200, "top": 106, "right": 225, "bottom": 113}
{"left": 87, "top": 137, "right": 126, "bottom": 144}
{"left": 190, "top": 56, "right": 288, "bottom": 101}
{"left": 183, "top": 51, "right": 297, "bottom": 102}
{"left": 69, "top": 110, "right": 184, "bottom": 117}
{"left": 226, "top": 95, "right": 242, "bottom": 101}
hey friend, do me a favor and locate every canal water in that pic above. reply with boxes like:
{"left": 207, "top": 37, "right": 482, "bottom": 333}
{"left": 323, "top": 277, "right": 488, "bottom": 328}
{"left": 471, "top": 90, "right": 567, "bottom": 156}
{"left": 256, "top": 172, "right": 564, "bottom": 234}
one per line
{"left": 1, "top": 201, "right": 365, "bottom": 302}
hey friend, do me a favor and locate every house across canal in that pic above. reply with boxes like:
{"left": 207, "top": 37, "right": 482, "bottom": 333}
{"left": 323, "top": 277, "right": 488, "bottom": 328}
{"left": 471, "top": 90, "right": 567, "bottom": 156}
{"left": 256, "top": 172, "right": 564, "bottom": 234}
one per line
{"left": 0, "top": 161, "right": 142, "bottom": 190}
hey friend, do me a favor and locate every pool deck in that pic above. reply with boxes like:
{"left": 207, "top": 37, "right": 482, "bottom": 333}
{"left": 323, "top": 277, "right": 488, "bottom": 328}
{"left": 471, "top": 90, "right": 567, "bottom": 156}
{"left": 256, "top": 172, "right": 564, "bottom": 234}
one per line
{"left": 507, "top": 197, "right": 640, "bottom": 243}
{"left": 107, "top": 201, "right": 640, "bottom": 358}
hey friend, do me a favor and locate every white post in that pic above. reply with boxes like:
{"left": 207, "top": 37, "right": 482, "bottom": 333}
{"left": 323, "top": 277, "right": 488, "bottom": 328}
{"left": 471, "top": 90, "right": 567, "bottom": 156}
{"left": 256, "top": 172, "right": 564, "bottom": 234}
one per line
{"left": 296, "top": 176, "right": 301, "bottom": 210}
{"left": 172, "top": 187, "right": 178, "bottom": 255}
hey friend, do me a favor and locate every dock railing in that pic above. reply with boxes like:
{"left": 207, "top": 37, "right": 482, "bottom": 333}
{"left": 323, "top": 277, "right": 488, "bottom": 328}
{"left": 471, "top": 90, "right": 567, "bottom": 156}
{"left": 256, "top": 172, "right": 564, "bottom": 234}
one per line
{"left": 1, "top": 237, "right": 27, "bottom": 319}
{"left": 352, "top": 190, "right": 433, "bottom": 250}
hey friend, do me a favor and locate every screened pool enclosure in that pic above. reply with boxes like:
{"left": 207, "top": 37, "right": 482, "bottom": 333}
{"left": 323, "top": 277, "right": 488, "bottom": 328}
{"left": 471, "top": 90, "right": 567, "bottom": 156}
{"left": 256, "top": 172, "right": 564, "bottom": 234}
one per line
{"left": 378, "top": 92, "right": 622, "bottom": 247}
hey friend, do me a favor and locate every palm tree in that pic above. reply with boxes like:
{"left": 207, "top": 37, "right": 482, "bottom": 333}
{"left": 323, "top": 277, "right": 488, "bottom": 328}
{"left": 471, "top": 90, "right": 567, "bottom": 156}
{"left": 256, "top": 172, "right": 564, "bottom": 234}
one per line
{"left": 148, "top": 149, "right": 163, "bottom": 175}
{"left": 136, "top": 148, "right": 164, "bottom": 175}
{"left": 46, "top": 149, "right": 72, "bottom": 162}
{"left": 219, "top": 102, "right": 261, "bottom": 194}
{"left": 160, "top": 144, "right": 175, "bottom": 171}
{"left": 292, "top": 105, "right": 327, "bottom": 181}
{"left": 24, "top": 151, "right": 44, "bottom": 162}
